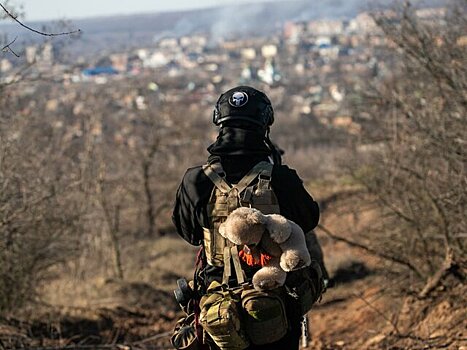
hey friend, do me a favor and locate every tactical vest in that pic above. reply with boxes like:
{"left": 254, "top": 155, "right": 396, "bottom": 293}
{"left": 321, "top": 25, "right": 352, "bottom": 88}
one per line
{"left": 202, "top": 160, "right": 280, "bottom": 267}
{"left": 198, "top": 160, "right": 324, "bottom": 345}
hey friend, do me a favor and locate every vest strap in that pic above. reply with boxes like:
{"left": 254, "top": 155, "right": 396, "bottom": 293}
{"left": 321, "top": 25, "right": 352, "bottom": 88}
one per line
{"left": 209, "top": 160, "right": 226, "bottom": 178}
{"left": 231, "top": 245, "right": 245, "bottom": 285}
{"left": 233, "top": 161, "right": 273, "bottom": 195}
{"left": 203, "top": 161, "right": 273, "bottom": 196}
{"left": 222, "top": 245, "right": 246, "bottom": 286}
{"left": 222, "top": 246, "right": 232, "bottom": 285}
{"left": 202, "top": 164, "right": 232, "bottom": 193}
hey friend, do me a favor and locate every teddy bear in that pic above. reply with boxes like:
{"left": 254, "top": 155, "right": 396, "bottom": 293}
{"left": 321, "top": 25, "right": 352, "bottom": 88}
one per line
{"left": 218, "top": 207, "right": 311, "bottom": 291}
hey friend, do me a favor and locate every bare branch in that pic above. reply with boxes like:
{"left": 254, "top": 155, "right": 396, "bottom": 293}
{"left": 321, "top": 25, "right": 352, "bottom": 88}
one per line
{"left": 317, "top": 224, "right": 425, "bottom": 279}
{"left": 354, "top": 292, "right": 402, "bottom": 336}
{"left": 1, "top": 36, "right": 19, "bottom": 57}
{"left": 318, "top": 188, "right": 365, "bottom": 212}
{"left": 418, "top": 248, "right": 456, "bottom": 298}
{"left": 130, "top": 331, "right": 172, "bottom": 345}
{"left": 0, "top": 2, "right": 81, "bottom": 37}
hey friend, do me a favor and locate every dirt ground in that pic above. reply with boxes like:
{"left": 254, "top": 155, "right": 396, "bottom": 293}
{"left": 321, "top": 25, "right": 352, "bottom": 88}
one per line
{"left": 307, "top": 251, "right": 466, "bottom": 350}
{"left": 308, "top": 188, "right": 467, "bottom": 350}
{"left": 1, "top": 191, "right": 465, "bottom": 350}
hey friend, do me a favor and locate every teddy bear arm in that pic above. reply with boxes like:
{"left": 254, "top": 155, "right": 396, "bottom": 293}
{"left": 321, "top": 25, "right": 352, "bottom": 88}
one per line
{"left": 280, "top": 249, "right": 311, "bottom": 271}
{"left": 278, "top": 222, "right": 311, "bottom": 271}
{"left": 252, "top": 258, "right": 287, "bottom": 291}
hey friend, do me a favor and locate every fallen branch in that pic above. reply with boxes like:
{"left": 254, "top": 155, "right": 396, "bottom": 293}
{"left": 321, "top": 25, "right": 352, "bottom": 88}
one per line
{"left": 9, "top": 344, "right": 174, "bottom": 350}
{"left": 131, "top": 331, "right": 172, "bottom": 345}
{"left": 418, "top": 248, "right": 455, "bottom": 299}
{"left": 9, "top": 346, "right": 127, "bottom": 350}
{"left": 317, "top": 224, "right": 425, "bottom": 279}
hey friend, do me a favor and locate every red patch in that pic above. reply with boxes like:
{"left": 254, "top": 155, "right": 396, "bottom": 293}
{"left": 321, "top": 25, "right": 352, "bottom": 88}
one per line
{"left": 239, "top": 249, "right": 272, "bottom": 267}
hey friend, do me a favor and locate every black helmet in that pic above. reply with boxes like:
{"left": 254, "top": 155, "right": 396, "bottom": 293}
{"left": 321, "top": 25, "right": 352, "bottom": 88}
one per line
{"left": 212, "top": 86, "right": 274, "bottom": 128}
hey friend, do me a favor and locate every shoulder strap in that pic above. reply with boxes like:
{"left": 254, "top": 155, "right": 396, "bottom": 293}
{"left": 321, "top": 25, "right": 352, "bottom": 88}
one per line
{"left": 233, "top": 161, "right": 273, "bottom": 194}
{"left": 202, "top": 163, "right": 232, "bottom": 194}
{"left": 203, "top": 160, "right": 273, "bottom": 196}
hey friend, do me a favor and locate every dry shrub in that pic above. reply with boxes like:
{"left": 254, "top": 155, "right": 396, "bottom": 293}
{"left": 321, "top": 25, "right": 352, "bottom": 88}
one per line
{"left": 0, "top": 78, "right": 210, "bottom": 312}
{"left": 350, "top": 1, "right": 466, "bottom": 291}
{"left": 0, "top": 102, "right": 83, "bottom": 312}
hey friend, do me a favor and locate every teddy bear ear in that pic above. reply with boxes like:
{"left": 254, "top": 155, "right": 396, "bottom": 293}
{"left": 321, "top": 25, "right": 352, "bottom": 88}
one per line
{"left": 246, "top": 208, "right": 267, "bottom": 225}
{"left": 265, "top": 214, "right": 292, "bottom": 244}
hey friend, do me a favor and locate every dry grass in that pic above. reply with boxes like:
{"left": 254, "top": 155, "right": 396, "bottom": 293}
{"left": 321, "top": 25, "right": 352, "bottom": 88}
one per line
{"left": 40, "top": 236, "right": 198, "bottom": 309}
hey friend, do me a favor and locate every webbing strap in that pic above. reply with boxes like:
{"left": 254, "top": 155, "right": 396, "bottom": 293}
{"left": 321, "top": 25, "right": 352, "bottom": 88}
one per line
{"left": 231, "top": 246, "right": 245, "bottom": 284}
{"left": 234, "top": 161, "right": 273, "bottom": 194}
{"left": 222, "top": 246, "right": 232, "bottom": 285}
{"left": 222, "top": 245, "right": 245, "bottom": 285}
{"left": 202, "top": 164, "right": 232, "bottom": 193}
{"left": 209, "top": 161, "right": 226, "bottom": 177}
{"left": 203, "top": 161, "right": 273, "bottom": 197}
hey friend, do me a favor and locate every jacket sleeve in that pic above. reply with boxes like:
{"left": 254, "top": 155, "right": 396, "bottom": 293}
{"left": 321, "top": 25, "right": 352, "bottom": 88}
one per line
{"left": 273, "top": 166, "right": 320, "bottom": 233}
{"left": 172, "top": 175, "right": 204, "bottom": 246}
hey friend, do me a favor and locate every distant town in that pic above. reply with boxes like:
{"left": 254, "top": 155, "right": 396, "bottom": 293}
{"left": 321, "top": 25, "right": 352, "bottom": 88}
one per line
{"left": 0, "top": 7, "right": 450, "bottom": 138}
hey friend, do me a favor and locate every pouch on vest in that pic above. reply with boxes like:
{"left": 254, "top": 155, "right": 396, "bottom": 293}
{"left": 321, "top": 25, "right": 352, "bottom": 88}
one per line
{"left": 171, "top": 313, "right": 200, "bottom": 350}
{"left": 284, "top": 260, "right": 324, "bottom": 316}
{"left": 199, "top": 281, "right": 249, "bottom": 350}
{"left": 240, "top": 287, "right": 288, "bottom": 345}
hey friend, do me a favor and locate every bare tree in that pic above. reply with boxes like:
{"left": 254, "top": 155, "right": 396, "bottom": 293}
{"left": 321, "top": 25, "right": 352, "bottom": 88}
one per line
{"left": 131, "top": 105, "right": 185, "bottom": 237}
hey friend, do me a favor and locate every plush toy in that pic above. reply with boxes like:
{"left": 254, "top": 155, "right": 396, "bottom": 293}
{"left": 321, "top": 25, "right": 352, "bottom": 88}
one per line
{"left": 218, "top": 207, "right": 311, "bottom": 291}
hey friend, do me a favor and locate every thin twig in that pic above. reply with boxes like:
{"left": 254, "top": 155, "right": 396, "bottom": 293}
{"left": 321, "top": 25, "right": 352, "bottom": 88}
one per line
{"left": 355, "top": 274, "right": 410, "bottom": 312}
{"left": 11, "top": 345, "right": 127, "bottom": 350}
{"left": 0, "top": 3, "right": 81, "bottom": 37}
{"left": 131, "top": 331, "right": 172, "bottom": 345}
{"left": 354, "top": 292, "right": 402, "bottom": 335}
{"left": 1, "top": 36, "right": 19, "bottom": 57}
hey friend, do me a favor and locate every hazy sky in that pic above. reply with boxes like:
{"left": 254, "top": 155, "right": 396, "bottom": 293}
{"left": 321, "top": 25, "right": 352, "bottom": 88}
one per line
{"left": 18, "top": 0, "right": 279, "bottom": 21}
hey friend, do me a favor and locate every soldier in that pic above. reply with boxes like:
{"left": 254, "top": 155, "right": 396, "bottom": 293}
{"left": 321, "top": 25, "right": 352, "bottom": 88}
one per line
{"left": 172, "top": 86, "right": 327, "bottom": 350}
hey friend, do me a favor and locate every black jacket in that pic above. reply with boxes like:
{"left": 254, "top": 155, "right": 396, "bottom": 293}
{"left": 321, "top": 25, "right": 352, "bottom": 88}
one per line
{"left": 172, "top": 155, "right": 320, "bottom": 246}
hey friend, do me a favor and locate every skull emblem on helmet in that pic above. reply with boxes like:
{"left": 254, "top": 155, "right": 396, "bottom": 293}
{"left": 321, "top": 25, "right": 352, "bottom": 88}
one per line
{"left": 229, "top": 91, "right": 249, "bottom": 107}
